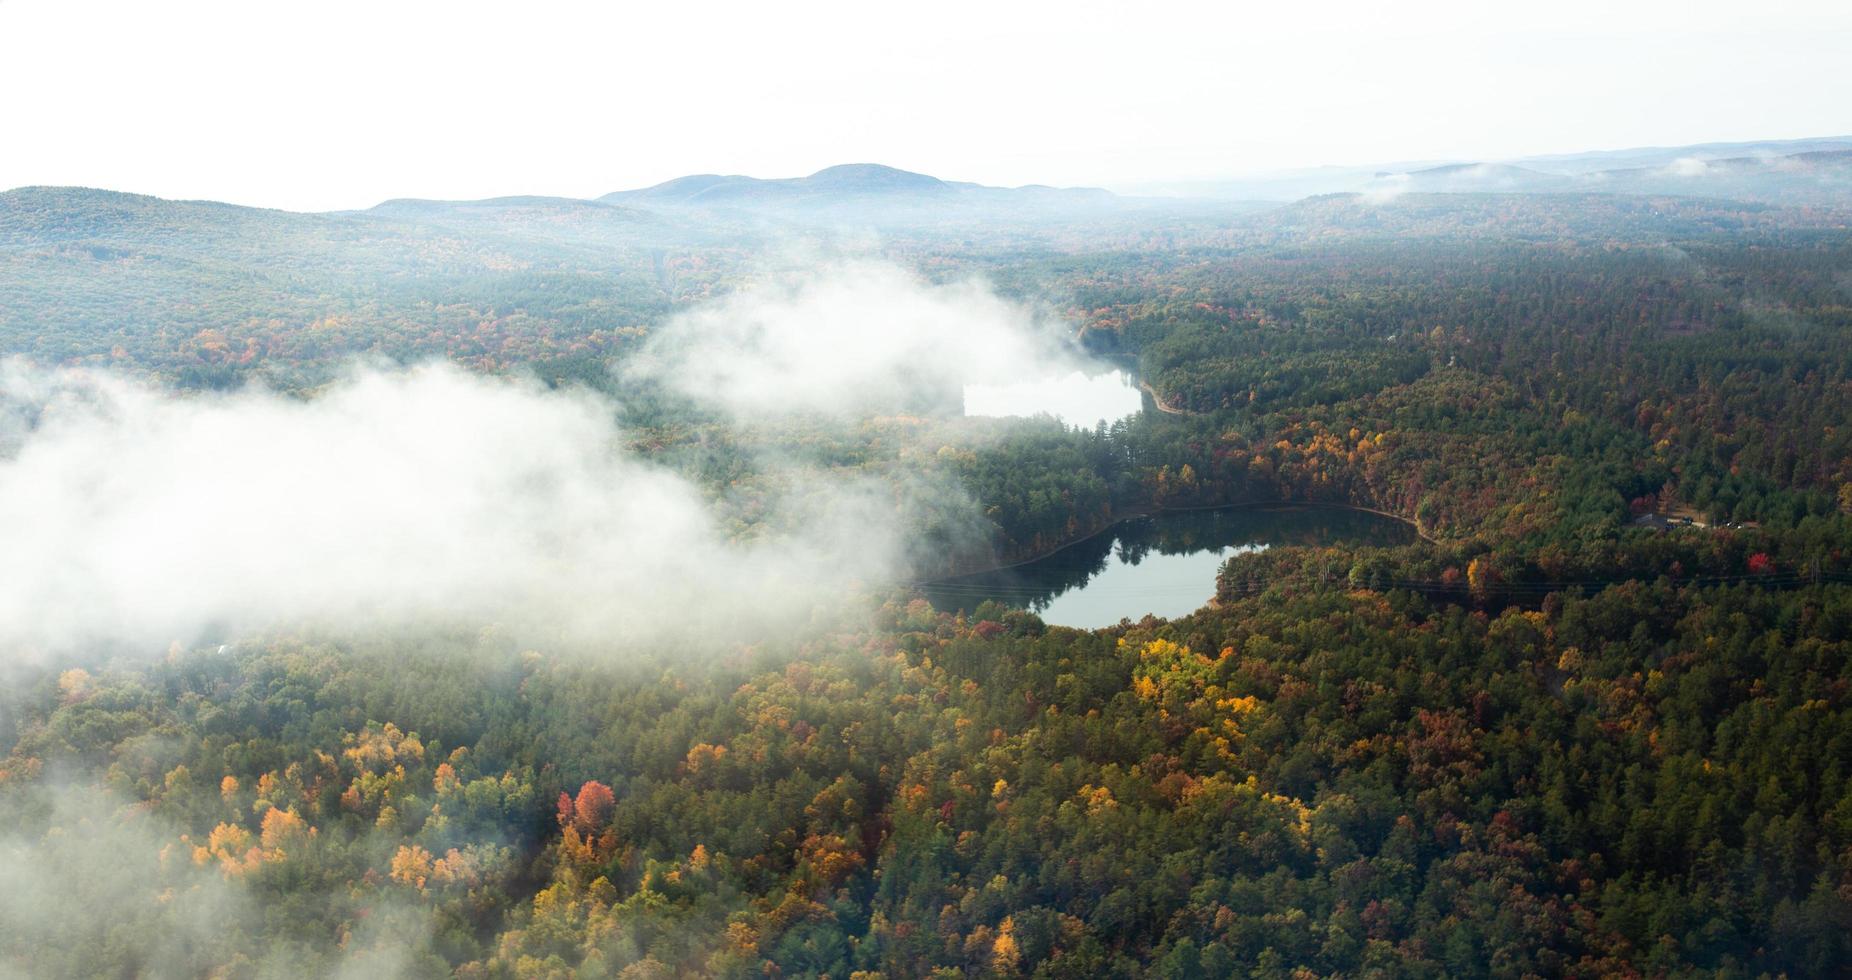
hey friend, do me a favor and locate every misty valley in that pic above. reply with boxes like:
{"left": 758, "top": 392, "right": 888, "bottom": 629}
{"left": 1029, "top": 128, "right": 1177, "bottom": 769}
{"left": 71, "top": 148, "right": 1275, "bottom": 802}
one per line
{"left": 6, "top": 139, "right": 1852, "bottom": 979}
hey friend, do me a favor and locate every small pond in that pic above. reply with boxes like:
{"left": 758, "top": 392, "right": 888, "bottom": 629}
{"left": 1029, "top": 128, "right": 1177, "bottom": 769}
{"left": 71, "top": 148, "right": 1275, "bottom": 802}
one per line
{"left": 963, "top": 368, "right": 1143, "bottom": 429}
{"left": 924, "top": 505, "right": 1419, "bottom": 629}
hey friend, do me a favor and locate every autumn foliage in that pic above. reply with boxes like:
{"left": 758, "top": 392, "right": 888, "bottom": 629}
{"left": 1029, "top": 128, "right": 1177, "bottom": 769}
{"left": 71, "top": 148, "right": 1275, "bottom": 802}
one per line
{"left": 558, "top": 780, "right": 615, "bottom": 836}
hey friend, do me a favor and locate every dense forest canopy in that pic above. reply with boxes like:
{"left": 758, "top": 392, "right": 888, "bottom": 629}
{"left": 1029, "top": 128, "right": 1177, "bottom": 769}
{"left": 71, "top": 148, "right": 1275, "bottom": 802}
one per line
{"left": 3, "top": 160, "right": 1852, "bottom": 978}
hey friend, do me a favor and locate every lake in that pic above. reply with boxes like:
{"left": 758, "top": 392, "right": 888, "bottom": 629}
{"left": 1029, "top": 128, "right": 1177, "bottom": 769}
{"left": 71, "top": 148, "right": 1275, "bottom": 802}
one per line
{"left": 964, "top": 368, "right": 1143, "bottom": 428}
{"left": 924, "top": 505, "right": 1420, "bottom": 628}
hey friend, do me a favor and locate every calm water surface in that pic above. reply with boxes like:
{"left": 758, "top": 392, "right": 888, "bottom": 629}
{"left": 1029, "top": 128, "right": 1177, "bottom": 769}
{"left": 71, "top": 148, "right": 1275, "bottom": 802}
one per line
{"left": 963, "top": 369, "right": 1142, "bottom": 428}
{"left": 926, "top": 505, "right": 1418, "bottom": 629}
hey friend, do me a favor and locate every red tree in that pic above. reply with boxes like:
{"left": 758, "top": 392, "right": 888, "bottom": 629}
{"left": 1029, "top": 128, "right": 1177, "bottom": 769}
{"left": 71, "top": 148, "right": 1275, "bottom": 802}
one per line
{"left": 569, "top": 781, "right": 615, "bottom": 836}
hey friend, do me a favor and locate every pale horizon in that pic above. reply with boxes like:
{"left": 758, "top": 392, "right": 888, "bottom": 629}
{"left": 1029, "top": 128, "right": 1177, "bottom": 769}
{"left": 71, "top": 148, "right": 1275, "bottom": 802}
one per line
{"left": 8, "top": 128, "right": 1852, "bottom": 213}
{"left": 4, "top": 0, "right": 1849, "bottom": 211}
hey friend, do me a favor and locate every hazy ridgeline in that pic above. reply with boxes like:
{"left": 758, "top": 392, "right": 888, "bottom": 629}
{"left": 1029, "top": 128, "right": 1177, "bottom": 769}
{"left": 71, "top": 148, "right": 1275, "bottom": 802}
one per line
{"left": 3, "top": 155, "right": 1852, "bottom": 976}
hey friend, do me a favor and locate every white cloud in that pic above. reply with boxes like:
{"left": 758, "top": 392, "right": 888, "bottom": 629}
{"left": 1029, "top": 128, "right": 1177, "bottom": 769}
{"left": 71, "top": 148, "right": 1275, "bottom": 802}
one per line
{"left": 1360, "top": 172, "right": 1412, "bottom": 203}
{"left": 627, "top": 260, "right": 1078, "bottom": 418}
{"left": 0, "top": 361, "right": 903, "bottom": 658}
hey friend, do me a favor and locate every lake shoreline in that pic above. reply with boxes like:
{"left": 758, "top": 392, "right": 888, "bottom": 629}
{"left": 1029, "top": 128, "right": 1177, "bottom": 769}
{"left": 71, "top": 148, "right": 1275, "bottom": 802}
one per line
{"left": 1137, "top": 380, "right": 1196, "bottom": 416}
{"left": 921, "top": 499, "right": 1432, "bottom": 586}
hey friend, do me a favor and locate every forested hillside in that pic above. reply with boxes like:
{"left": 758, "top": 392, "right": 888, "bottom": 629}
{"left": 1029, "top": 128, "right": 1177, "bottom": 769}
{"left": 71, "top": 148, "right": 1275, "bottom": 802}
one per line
{"left": 4, "top": 177, "right": 1852, "bottom": 977}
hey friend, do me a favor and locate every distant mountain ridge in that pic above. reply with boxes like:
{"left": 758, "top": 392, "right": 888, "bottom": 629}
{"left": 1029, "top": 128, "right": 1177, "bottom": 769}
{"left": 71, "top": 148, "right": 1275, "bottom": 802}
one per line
{"left": 1510, "top": 136, "right": 1852, "bottom": 175}
{"left": 601, "top": 163, "right": 952, "bottom": 205}
{"left": 601, "top": 163, "right": 1114, "bottom": 211}
{"left": 6, "top": 148, "right": 1850, "bottom": 395}
{"left": 1359, "top": 144, "right": 1852, "bottom": 204}
{"left": 17, "top": 139, "right": 1851, "bottom": 221}
{"left": 1130, "top": 136, "right": 1852, "bottom": 205}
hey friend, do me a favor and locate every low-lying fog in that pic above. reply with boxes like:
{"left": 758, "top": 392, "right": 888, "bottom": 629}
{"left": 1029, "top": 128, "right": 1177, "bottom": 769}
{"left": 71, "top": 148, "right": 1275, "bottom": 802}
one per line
{"left": 0, "top": 260, "right": 1097, "bottom": 662}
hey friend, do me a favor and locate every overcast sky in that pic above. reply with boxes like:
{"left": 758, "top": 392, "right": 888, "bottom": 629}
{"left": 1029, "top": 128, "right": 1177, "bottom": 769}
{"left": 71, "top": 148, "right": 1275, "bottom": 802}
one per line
{"left": 2, "top": 0, "right": 1849, "bottom": 211}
